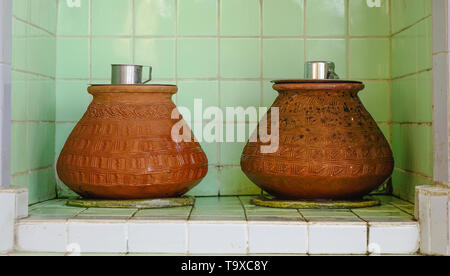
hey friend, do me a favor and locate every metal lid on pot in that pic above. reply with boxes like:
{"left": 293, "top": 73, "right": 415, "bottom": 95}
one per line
{"left": 272, "top": 61, "right": 362, "bottom": 84}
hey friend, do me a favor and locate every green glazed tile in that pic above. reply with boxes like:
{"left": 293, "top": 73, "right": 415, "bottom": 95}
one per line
{"left": 11, "top": 71, "right": 29, "bottom": 121}
{"left": 177, "top": 38, "right": 218, "bottom": 78}
{"left": 305, "top": 39, "right": 346, "bottom": 79}
{"left": 13, "top": 0, "right": 29, "bottom": 20}
{"left": 186, "top": 166, "right": 219, "bottom": 197}
{"left": 28, "top": 123, "right": 55, "bottom": 170}
{"left": 27, "top": 27, "right": 56, "bottom": 77}
{"left": 392, "top": 169, "right": 433, "bottom": 203}
{"left": 178, "top": 0, "right": 217, "bottom": 36}
{"left": 300, "top": 210, "right": 356, "bottom": 218}
{"left": 30, "top": 199, "right": 69, "bottom": 209}
{"left": 392, "top": 124, "right": 433, "bottom": 177}
{"left": 220, "top": 142, "right": 246, "bottom": 165}
{"left": 349, "top": 38, "right": 390, "bottom": 79}
{"left": 221, "top": 0, "right": 260, "bottom": 36}
{"left": 220, "top": 38, "right": 261, "bottom": 78}
{"left": 56, "top": 38, "right": 89, "bottom": 79}
{"left": 306, "top": 0, "right": 347, "bottom": 36}
{"left": 392, "top": 71, "right": 432, "bottom": 123}
{"left": 262, "top": 81, "right": 278, "bottom": 108}
{"left": 57, "top": 0, "right": 90, "bottom": 36}
{"left": 56, "top": 80, "right": 92, "bottom": 122}
{"left": 353, "top": 210, "right": 411, "bottom": 218}
{"left": 28, "top": 76, "right": 56, "bottom": 122}
{"left": 12, "top": 19, "right": 28, "bottom": 72}
{"left": 56, "top": 176, "right": 79, "bottom": 199}
{"left": 91, "top": 38, "right": 132, "bottom": 79}
{"left": 134, "top": 206, "right": 192, "bottom": 218}
{"left": 391, "top": 0, "right": 432, "bottom": 34}
{"left": 358, "top": 81, "right": 391, "bottom": 122}
{"left": 220, "top": 81, "right": 261, "bottom": 121}
{"left": 11, "top": 174, "right": 29, "bottom": 190}
{"left": 195, "top": 196, "right": 242, "bottom": 207}
{"left": 377, "top": 123, "right": 391, "bottom": 144}
{"left": 263, "top": 0, "right": 304, "bottom": 36}
{"left": 92, "top": 0, "right": 132, "bottom": 36}
{"left": 134, "top": 38, "right": 175, "bottom": 79}
{"left": 135, "top": 0, "right": 175, "bottom": 36}
{"left": 177, "top": 80, "right": 219, "bottom": 118}
{"left": 392, "top": 18, "right": 432, "bottom": 78}
{"left": 29, "top": 206, "right": 83, "bottom": 216}
{"left": 263, "top": 39, "right": 304, "bottom": 79}
{"left": 220, "top": 167, "right": 261, "bottom": 196}
{"left": 28, "top": 168, "right": 57, "bottom": 204}
{"left": 11, "top": 123, "right": 29, "bottom": 174}
{"left": 77, "top": 208, "right": 137, "bottom": 217}
{"left": 29, "top": 0, "right": 57, "bottom": 33}
{"left": 349, "top": 0, "right": 389, "bottom": 36}
{"left": 55, "top": 123, "right": 76, "bottom": 156}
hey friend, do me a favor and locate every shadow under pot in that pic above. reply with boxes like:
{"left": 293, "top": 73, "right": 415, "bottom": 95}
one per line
{"left": 57, "top": 85, "right": 208, "bottom": 200}
{"left": 241, "top": 81, "right": 394, "bottom": 200}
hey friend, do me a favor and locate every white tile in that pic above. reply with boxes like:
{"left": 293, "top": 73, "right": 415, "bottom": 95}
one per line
{"left": 128, "top": 222, "right": 187, "bottom": 254}
{"left": 418, "top": 192, "right": 431, "bottom": 254}
{"left": 0, "top": 193, "right": 14, "bottom": 253}
{"left": 308, "top": 223, "right": 367, "bottom": 255}
{"left": 248, "top": 223, "right": 307, "bottom": 254}
{"left": 432, "top": 0, "right": 448, "bottom": 53}
{"left": 15, "top": 188, "right": 28, "bottom": 219}
{"left": 188, "top": 222, "right": 247, "bottom": 254}
{"left": 368, "top": 224, "right": 419, "bottom": 255}
{"left": 430, "top": 195, "right": 448, "bottom": 255}
{"left": 433, "top": 54, "right": 450, "bottom": 183}
{"left": 68, "top": 221, "right": 127, "bottom": 253}
{"left": 448, "top": 201, "right": 450, "bottom": 255}
{"left": 0, "top": 64, "right": 11, "bottom": 188}
{"left": 16, "top": 222, "right": 67, "bottom": 252}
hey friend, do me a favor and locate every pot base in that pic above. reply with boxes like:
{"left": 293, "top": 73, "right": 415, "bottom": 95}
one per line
{"left": 66, "top": 197, "right": 195, "bottom": 209}
{"left": 252, "top": 196, "right": 380, "bottom": 209}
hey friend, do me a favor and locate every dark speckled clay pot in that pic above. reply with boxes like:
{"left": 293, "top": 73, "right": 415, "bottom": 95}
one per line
{"left": 241, "top": 81, "right": 394, "bottom": 200}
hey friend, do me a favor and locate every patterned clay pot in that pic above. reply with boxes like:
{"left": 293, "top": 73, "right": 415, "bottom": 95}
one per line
{"left": 241, "top": 81, "right": 394, "bottom": 200}
{"left": 57, "top": 85, "right": 208, "bottom": 199}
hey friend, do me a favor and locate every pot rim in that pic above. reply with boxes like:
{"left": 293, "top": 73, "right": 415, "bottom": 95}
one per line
{"left": 88, "top": 84, "right": 178, "bottom": 94}
{"left": 271, "top": 79, "right": 363, "bottom": 84}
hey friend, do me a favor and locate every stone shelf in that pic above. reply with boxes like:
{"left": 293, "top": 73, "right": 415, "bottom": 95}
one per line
{"left": 9, "top": 195, "right": 419, "bottom": 255}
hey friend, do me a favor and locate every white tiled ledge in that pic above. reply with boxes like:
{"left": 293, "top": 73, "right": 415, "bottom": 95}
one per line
{"left": 14, "top": 218, "right": 420, "bottom": 255}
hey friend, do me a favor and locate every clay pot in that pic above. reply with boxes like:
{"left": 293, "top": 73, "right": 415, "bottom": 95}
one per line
{"left": 241, "top": 81, "right": 394, "bottom": 200}
{"left": 57, "top": 85, "right": 208, "bottom": 199}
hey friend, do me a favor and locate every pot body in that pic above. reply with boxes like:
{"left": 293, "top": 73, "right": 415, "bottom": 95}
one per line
{"left": 241, "top": 82, "right": 394, "bottom": 200}
{"left": 57, "top": 85, "right": 208, "bottom": 199}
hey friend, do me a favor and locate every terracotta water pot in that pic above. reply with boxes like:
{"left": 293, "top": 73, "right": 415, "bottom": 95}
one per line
{"left": 241, "top": 81, "right": 394, "bottom": 200}
{"left": 57, "top": 85, "right": 208, "bottom": 199}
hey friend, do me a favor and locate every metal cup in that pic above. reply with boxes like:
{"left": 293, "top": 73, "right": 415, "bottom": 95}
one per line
{"left": 305, "top": 61, "right": 339, "bottom": 80}
{"left": 111, "top": 64, "right": 152, "bottom": 85}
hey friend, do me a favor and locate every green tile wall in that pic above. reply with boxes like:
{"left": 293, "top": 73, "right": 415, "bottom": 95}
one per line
{"left": 8, "top": 0, "right": 431, "bottom": 199}
{"left": 391, "top": 0, "right": 433, "bottom": 202}
{"left": 52, "top": 0, "right": 395, "bottom": 198}
{"left": 11, "top": 0, "right": 57, "bottom": 204}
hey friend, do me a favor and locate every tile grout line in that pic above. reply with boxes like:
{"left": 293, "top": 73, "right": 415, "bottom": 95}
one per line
{"left": 12, "top": 15, "right": 57, "bottom": 37}
{"left": 390, "top": 14, "right": 432, "bottom": 38}
{"left": 237, "top": 196, "right": 249, "bottom": 254}
{"left": 349, "top": 209, "right": 370, "bottom": 255}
